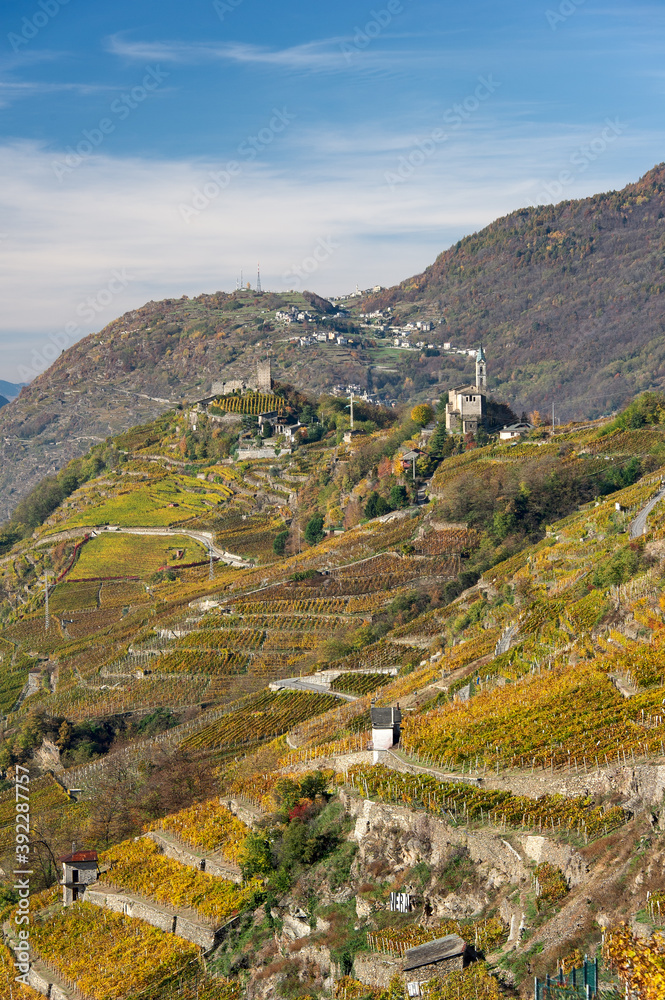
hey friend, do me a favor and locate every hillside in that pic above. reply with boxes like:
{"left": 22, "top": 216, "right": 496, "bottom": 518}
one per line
{"left": 1, "top": 394, "right": 665, "bottom": 997}
{"left": 363, "top": 163, "right": 665, "bottom": 420}
{"left": 3, "top": 164, "right": 665, "bottom": 520}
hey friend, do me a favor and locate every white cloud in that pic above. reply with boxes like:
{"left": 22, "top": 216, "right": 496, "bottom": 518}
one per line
{"left": 0, "top": 80, "right": 117, "bottom": 109}
{"left": 106, "top": 35, "right": 356, "bottom": 71}
{"left": 0, "top": 115, "right": 662, "bottom": 379}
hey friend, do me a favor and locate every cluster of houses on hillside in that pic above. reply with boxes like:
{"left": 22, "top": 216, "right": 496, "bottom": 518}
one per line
{"left": 294, "top": 331, "right": 357, "bottom": 348}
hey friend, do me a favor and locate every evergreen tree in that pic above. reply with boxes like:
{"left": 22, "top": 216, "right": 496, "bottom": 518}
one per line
{"left": 304, "top": 515, "right": 325, "bottom": 545}
{"left": 364, "top": 492, "right": 392, "bottom": 519}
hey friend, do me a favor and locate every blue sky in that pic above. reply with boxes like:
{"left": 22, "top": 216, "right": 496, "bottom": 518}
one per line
{"left": 1, "top": 0, "right": 664, "bottom": 380}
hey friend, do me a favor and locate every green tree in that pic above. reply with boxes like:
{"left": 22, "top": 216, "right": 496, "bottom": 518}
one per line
{"left": 273, "top": 530, "right": 289, "bottom": 556}
{"left": 304, "top": 515, "right": 325, "bottom": 546}
{"left": 364, "top": 492, "right": 392, "bottom": 519}
{"left": 389, "top": 484, "right": 409, "bottom": 509}
{"left": 239, "top": 831, "right": 274, "bottom": 880}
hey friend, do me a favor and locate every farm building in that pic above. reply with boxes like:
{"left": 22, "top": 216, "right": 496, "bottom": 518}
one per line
{"left": 60, "top": 849, "right": 99, "bottom": 906}
{"left": 370, "top": 704, "right": 401, "bottom": 754}
{"left": 403, "top": 934, "right": 469, "bottom": 994}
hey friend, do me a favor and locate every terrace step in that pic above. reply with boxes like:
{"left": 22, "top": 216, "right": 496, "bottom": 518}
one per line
{"left": 86, "top": 882, "right": 219, "bottom": 950}
{"left": 143, "top": 830, "right": 243, "bottom": 882}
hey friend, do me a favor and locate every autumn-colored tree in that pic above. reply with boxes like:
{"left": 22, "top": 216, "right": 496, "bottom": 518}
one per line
{"left": 411, "top": 404, "right": 434, "bottom": 426}
{"left": 57, "top": 720, "right": 73, "bottom": 751}
{"left": 343, "top": 500, "right": 363, "bottom": 529}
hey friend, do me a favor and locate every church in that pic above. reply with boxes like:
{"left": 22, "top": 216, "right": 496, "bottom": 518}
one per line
{"left": 445, "top": 346, "right": 487, "bottom": 434}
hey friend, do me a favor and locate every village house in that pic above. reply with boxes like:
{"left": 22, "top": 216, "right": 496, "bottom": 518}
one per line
{"left": 258, "top": 411, "right": 304, "bottom": 443}
{"left": 499, "top": 421, "right": 533, "bottom": 441}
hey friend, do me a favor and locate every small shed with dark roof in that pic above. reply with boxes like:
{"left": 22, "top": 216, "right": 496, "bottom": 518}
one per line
{"left": 370, "top": 705, "right": 401, "bottom": 750}
{"left": 402, "top": 934, "right": 469, "bottom": 985}
{"left": 59, "top": 849, "right": 99, "bottom": 906}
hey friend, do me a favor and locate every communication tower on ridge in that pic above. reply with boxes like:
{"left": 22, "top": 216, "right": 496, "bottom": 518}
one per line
{"left": 256, "top": 262, "right": 262, "bottom": 294}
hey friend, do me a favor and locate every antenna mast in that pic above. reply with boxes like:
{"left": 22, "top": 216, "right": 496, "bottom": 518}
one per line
{"left": 256, "top": 262, "right": 262, "bottom": 294}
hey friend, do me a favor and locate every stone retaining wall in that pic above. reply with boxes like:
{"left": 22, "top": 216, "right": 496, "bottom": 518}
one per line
{"left": 86, "top": 885, "right": 217, "bottom": 949}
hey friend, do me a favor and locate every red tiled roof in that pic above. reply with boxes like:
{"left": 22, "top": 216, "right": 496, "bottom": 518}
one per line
{"left": 59, "top": 850, "right": 98, "bottom": 864}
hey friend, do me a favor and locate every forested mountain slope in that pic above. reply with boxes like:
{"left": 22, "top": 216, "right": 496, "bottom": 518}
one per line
{"left": 364, "top": 163, "right": 665, "bottom": 420}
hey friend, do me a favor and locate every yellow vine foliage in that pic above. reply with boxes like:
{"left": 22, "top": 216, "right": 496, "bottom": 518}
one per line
{"left": 148, "top": 799, "right": 249, "bottom": 862}
{"left": 100, "top": 838, "right": 262, "bottom": 924}
{"left": 604, "top": 924, "right": 665, "bottom": 1000}
{"left": 30, "top": 902, "right": 198, "bottom": 1000}
{"left": 0, "top": 940, "right": 42, "bottom": 998}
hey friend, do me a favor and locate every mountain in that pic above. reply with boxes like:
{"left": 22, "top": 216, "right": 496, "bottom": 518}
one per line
{"left": 0, "top": 396, "right": 8, "bottom": 409}
{"left": 0, "top": 380, "right": 24, "bottom": 400}
{"left": 363, "top": 163, "right": 665, "bottom": 419}
{"left": 2, "top": 164, "right": 665, "bottom": 519}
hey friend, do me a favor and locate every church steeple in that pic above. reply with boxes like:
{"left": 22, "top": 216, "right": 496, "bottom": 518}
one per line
{"left": 475, "top": 345, "right": 487, "bottom": 391}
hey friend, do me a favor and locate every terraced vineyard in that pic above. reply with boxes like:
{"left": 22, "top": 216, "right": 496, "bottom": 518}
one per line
{"left": 341, "top": 765, "right": 626, "bottom": 840}
{"left": 180, "top": 690, "right": 340, "bottom": 751}
{"left": 30, "top": 903, "right": 200, "bottom": 999}
{"left": 101, "top": 838, "right": 259, "bottom": 924}
{"left": 148, "top": 800, "right": 249, "bottom": 861}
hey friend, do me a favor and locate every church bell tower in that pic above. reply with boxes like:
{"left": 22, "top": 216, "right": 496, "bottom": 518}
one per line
{"left": 475, "top": 345, "right": 487, "bottom": 392}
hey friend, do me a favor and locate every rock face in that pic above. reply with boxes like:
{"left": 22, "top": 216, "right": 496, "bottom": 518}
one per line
{"left": 341, "top": 790, "right": 588, "bottom": 899}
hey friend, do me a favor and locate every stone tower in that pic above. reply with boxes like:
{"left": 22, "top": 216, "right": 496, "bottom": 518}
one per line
{"left": 256, "top": 359, "right": 273, "bottom": 393}
{"left": 475, "top": 345, "right": 487, "bottom": 391}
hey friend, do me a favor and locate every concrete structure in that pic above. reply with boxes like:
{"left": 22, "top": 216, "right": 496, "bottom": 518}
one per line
{"left": 370, "top": 705, "right": 401, "bottom": 753}
{"left": 59, "top": 849, "right": 98, "bottom": 906}
{"left": 445, "top": 345, "right": 487, "bottom": 434}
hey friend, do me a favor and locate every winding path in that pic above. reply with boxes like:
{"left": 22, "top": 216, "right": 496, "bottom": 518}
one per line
{"left": 630, "top": 484, "right": 665, "bottom": 539}
{"left": 36, "top": 525, "right": 250, "bottom": 567}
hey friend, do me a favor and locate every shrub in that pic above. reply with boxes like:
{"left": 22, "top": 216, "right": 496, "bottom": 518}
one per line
{"left": 364, "top": 492, "right": 392, "bottom": 519}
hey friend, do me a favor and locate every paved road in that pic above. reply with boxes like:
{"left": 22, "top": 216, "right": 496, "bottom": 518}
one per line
{"left": 269, "top": 677, "right": 357, "bottom": 701}
{"left": 630, "top": 486, "right": 665, "bottom": 539}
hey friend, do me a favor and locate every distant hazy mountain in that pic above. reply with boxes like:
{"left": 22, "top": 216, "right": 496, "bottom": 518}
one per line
{"left": 0, "top": 395, "right": 8, "bottom": 409}
{"left": 0, "top": 380, "right": 24, "bottom": 400}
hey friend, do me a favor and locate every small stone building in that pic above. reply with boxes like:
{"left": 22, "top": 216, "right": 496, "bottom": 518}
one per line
{"left": 370, "top": 705, "right": 401, "bottom": 752}
{"left": 403, "top": 934, "right": 469, "bottom": 994}
{"left": 59, "top": 849, "right": 99, "bottom": 906}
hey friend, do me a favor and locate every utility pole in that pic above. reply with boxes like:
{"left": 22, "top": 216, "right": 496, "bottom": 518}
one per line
{"left": 44, "top": 571, "right": 51, "bottom": 633}
{"left": 552, "top": 402, "right": 555, "bottom": 433}
{"left": 346, "top": 391, "right": 355, "bottom": 431}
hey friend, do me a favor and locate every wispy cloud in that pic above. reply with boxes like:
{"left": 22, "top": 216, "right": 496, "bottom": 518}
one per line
{"left": 0, "top": 80, "right": 117, "bottom": 109}
{"left": 105, "top": 34, "right": 457, "bottom": 74}
{"left": 106, "top": 35, "right": 353, "bottom": 71}
{"left": 0, "top": 114, "right": 662, "bottom": 378}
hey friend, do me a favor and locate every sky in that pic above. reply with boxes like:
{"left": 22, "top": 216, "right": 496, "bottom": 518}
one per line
{"left": 0, "top": 0, "right": 664, "bottom": 382}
